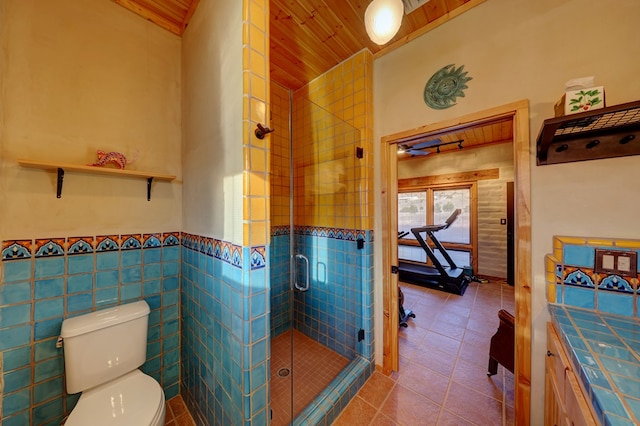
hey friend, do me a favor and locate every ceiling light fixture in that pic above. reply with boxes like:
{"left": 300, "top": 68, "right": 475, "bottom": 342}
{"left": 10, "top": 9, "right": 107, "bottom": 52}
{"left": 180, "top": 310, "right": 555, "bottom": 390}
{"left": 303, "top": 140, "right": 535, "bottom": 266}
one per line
{"left": 364, "top": 0, "right": 404, "bottom": 45}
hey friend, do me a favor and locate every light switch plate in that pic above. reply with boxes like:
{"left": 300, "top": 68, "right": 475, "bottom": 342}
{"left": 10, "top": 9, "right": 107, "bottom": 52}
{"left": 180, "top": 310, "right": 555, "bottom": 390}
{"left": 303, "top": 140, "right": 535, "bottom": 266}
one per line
{"left": 595, "top": 249, "right": 638, "bottom": 277}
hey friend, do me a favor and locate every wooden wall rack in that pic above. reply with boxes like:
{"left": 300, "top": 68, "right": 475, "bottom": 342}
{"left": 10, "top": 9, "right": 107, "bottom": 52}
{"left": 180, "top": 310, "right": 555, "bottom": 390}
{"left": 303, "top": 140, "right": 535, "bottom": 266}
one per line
{"left": 536, "top": 100, "right": 640, "bottom": 165}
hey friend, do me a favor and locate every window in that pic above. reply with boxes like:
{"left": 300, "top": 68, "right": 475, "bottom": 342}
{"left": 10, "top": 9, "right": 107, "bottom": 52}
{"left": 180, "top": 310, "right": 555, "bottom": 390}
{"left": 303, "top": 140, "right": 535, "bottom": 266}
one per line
{"left": 398, "top": 184, "right": 475, "bottom": 269}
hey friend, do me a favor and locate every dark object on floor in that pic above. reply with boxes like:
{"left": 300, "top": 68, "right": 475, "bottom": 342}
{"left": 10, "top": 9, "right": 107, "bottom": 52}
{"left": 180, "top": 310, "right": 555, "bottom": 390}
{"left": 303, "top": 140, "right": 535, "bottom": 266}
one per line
{"left": 487, "top": 309, "right": 515, "bottom": 376}
{"left": 398, "top": 287, "right": 415, "bottom": 328}
{"left": 398, "top": 209, "right": 472, "bottom": 295}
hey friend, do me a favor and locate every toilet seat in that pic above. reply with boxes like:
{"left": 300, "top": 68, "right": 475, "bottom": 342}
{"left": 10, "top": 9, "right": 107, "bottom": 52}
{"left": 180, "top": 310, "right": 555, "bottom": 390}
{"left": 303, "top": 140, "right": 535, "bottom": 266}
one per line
{"left": 66, "top": 370, "right": 165, "bottom": 426}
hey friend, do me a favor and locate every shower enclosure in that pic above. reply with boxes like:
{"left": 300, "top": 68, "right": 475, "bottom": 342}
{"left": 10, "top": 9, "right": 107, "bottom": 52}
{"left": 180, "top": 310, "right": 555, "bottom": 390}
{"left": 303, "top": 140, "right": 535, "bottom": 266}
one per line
{"left": 269, "top": 85, "right": 371, "bottom": 425}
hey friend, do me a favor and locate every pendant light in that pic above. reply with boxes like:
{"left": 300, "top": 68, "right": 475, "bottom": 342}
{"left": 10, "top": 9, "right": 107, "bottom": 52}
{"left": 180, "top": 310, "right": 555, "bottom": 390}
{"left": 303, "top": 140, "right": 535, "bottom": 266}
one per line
{"left": 364, "top": 0, "right": 404, "bottom": 45}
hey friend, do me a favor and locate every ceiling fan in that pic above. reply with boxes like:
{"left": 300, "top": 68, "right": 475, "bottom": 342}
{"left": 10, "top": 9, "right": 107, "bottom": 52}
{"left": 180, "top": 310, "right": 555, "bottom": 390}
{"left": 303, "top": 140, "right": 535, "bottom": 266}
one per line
{"left": 397, "top": 139, "right": 442, "bottom": 156}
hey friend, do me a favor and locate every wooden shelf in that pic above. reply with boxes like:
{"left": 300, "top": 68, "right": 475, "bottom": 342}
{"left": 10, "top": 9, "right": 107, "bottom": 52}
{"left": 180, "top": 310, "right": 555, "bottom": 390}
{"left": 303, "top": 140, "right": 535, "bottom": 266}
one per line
{"left": 18, "top": 159, "right": 176, "bottom": 200}
{"left": 536, "top": 100, "right": 640, "bottom": 165}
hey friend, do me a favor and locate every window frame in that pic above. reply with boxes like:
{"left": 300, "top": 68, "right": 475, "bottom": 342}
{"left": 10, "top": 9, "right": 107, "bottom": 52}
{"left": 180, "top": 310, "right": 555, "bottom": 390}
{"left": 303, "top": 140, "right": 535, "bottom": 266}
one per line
{"left": 398, "top": 182, "right": 478, "bottom": 272}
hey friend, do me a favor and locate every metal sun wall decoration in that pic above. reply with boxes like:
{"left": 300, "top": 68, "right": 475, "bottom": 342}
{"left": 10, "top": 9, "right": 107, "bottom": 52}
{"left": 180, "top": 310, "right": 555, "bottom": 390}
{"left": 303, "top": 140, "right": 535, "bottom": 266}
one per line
{"left": 423, "top": 64, "right": 473, "bottom": 110}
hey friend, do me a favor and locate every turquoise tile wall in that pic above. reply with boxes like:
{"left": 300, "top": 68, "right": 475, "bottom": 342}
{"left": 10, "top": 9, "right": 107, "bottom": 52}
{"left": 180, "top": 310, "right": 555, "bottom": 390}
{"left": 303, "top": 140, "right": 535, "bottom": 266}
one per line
{"left": 293, "top": 228, "right": 374, "bottom": 361}
{"left": 548, "top": 238, "right": 640, "bottom": 318}
{"left": 179, "top": 233, "right": 269, "bottom": 426}
{"left": 0, "top": 233, "right": 181, "bottom": 426}
{"left": 269, "top": 228, "right": 291, "bottom": 338}
{"left": 270, "top": 227, "right": 375, "bottom": 362}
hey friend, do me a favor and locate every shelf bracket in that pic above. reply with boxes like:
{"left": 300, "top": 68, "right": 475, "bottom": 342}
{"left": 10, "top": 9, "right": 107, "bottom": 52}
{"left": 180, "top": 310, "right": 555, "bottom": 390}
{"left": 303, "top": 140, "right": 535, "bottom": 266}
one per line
{"left": 147, "top": 177, "right": 153, "bottom": 201}
{"left": 56, "top": 168, "right": 64, "bottom": 198}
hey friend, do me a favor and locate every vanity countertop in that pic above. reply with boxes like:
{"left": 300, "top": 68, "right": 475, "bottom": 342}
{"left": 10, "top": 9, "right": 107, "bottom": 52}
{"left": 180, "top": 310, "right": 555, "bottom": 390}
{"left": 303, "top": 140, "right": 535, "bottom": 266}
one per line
{"left": 548, "top": 304, "right": 640, "bottom": 425}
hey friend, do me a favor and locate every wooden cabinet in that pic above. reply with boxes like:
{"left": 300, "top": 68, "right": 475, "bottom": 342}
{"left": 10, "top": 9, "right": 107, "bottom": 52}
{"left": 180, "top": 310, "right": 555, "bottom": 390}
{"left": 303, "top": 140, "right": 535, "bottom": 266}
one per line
{"left": 545, "top": 323, "right": 598, "bottom": 426}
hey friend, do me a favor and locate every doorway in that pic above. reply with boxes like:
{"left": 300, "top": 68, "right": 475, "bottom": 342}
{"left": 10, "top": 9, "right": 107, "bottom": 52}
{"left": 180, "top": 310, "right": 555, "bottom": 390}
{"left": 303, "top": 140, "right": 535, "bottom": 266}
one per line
{"left": 380, "top": 100, "right": 532, "bottom": 425}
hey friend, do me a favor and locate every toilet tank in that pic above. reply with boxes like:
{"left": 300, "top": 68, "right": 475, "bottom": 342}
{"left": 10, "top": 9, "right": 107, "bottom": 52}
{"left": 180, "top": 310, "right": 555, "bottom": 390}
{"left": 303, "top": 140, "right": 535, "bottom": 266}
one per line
{"left": 60, "top": 300, "right": 150, "bottom": 394}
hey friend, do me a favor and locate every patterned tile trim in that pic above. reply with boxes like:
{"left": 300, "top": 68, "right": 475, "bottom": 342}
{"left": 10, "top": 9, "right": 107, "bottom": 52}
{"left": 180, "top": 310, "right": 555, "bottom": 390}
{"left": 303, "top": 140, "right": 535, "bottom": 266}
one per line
{"left": 67, "top": 237, "right": 95, "bottom": 255}
{"left": 271, "top": 225, "right": 290, "bottom": 236}
{"left": 564, "top": 267, "right": 596, "bottom": 288}
{"left": 598, "top": 274, "right": 634, "bottom": 293}
{"left": 143, "top": 234, "right": 162, "bottom": 248}
{"left": 121, "top": 234, "right": 142, "bottom": 250}
{"left": 181, "top": 232, "right": 243, "bottom": 269}
{"left": 3, "top": 232, "right": 178, "bottom": 261}
{"left": 34, "top": 238, "right": 66, "bottom": 257}
{"left": 271, "top": 225, "right": 374, "bottom": 242}
{"left": 96, "top": 235, "right": 120, "bottom": 252}
{"left": 250, "top": 247, "right": 266, "bottom": 270}
{"left": 162, "top": 232, "right": 180, "bottom": 246}
{"left": 2, "top": 240, "right": 32, "bottom": 260}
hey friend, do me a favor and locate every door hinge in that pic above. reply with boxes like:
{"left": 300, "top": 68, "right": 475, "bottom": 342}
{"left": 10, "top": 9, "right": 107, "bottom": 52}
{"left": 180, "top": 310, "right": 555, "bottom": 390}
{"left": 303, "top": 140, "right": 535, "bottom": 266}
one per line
{"left": 391, "top": 265, "right": 399, "bottom": 274}
{"left": 356, "top": 146, "right": 364, "bottom": 158}
{"left": 358, "top": 329, "right": 365, "bottom": 342}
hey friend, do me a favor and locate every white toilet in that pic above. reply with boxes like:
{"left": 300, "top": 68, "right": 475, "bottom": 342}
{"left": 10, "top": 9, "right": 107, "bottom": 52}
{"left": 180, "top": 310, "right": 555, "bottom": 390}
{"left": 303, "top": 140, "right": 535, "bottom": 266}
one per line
{"left": 60, "top": 300, "right": 166, "bottom": 426}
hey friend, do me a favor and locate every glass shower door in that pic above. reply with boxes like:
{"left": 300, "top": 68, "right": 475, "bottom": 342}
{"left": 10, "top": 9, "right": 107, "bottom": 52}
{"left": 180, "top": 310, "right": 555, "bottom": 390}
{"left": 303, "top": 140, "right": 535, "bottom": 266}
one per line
{"left": 269, "top": 91, "right": 362, "bottom": 425}
{"left": 289, "top": 97, "right": 362, "bottom": 421}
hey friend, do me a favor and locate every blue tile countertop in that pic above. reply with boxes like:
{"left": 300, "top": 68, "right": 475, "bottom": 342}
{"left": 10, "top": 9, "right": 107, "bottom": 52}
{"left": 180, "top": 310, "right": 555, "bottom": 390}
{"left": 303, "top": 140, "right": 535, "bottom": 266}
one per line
{"left": 549, "top": 304, "right": 640, "bottom": 426}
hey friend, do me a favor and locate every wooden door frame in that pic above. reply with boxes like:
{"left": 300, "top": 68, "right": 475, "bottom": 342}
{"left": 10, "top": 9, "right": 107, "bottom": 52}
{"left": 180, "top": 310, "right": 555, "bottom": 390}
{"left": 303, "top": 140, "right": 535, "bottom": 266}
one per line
{"left": 380, "top": 100, "right": 531, "bottom": 425}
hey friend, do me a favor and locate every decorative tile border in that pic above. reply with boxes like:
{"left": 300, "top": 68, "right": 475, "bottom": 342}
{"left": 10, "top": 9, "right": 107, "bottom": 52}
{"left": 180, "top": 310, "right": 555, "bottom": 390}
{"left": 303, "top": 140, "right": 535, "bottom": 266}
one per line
{"left": 546, "top": 236, "right": 640, "bottom": 318}
{"left": 162, "top": 232, "right": 180, "bottom": 246}
{"left": 67, "top": 237, "right": 94, "bottom": 255}
{"left": 96, "top": 235, "right": 119, "bottom": 252}
{"left": 250, "top": 247, "right": 266, "bottom": 270}
{"left": 121, "top": 234, "right": 142, "bottom": 250}
{"left": 2, "top": 232, "right": 182, "bottom": 261}
{"left": 2, "top": 240, "right": 33, "bottom": 260}
{"left": 271, "top": 225, "right": 289, "bottom": 236}
{"left": 34, "top": 238, "right": 65, "bottom": 257}
{"left": 143, "top": 233, "right": 162, "bottom": 248}
{"left": 181, "top": 232, "right": 244, "bottom": 268}
{"left": 271, "top": 225, "right": 373, "bottom": 242}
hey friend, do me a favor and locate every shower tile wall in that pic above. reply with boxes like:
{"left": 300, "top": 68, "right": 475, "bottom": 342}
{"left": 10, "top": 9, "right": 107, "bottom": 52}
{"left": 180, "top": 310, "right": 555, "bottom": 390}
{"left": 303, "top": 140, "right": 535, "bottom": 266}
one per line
{"left": 269, "top": 82, "right": 292, "bottom": 338}
{"left": 179, "top": 234, "right": 269, "bottom": 426}
{"left": 0, "top": 233, "right": 181, "bottom": 426}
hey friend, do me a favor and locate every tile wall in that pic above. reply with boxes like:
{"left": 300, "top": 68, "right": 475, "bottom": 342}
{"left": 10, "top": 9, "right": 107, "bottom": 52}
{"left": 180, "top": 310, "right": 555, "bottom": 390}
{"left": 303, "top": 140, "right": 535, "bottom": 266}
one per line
{"left": 0, "top": 233, "right": 181, "bottom": 425}
{"left": 546, "top": 236, "right": 640, "bottom": 317}
{"left": 179, "top": 234, "right": 269, "bottom": 425}
{"left": 180, "top": 0, "right": 271, "bottom": 424}
{"left": 269, "top": 82, "right": 292, "bottom": 338}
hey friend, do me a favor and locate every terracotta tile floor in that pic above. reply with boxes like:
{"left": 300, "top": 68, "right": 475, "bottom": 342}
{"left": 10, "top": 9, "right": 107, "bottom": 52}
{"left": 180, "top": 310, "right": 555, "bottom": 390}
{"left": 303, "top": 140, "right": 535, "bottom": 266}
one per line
{"left": 165, "top": 395, "right": 196, "bottom": 426}
{"left": 333, "top": 279, "right": 515, "bottom": 426}
{"left": 271, "top": 329, "right": 350, "bottom": 426}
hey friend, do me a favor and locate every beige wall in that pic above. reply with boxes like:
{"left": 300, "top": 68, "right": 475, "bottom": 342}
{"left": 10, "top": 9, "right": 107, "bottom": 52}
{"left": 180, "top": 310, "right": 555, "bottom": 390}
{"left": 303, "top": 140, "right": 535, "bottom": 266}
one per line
{"left": 0, "top": 0, "right": 182, "bottom": 239}
{"left": 181, "top": 0, "right": 243, "bottom": 243}
{"left": 373, "top": 0, "right": 640, "bottom": 422}
{"left": 399, "top": 143, "right": 514, "bottom": 278}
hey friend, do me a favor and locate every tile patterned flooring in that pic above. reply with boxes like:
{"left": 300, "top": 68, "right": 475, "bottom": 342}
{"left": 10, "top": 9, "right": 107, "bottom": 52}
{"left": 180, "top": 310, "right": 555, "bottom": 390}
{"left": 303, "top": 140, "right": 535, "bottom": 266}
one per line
{"left": 165, "top": 395, "right": 196, "bottom": 426}
{"left": 333, "top": 279, "right": 515, "bottom": 426}
{"left": 166, "top": 279, "right": 513, "bottom": 426}
{"left": 270, "top": 329, "right": 350, "bottom": 426}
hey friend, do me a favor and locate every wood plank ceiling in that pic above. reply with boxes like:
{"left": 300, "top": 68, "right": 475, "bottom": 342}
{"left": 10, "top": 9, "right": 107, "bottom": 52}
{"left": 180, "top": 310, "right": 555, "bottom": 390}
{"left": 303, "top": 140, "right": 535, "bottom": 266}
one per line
{"left": 396, "top": 116, "right": 514, "bottom": 160}
{"left": 111, "top": 0, "right": 483, "bottom": 90}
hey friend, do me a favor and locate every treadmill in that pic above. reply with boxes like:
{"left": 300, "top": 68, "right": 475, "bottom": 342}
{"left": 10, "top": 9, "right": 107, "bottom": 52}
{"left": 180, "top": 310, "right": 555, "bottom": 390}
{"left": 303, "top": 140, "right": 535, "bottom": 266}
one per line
{"left": 398, "top": 209, "right": 471, "bottom": 295}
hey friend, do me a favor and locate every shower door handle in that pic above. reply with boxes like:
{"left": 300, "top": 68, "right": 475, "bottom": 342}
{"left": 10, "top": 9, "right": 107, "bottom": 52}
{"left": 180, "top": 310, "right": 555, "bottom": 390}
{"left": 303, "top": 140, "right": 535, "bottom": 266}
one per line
{"left": 294, "top": 254, "right": 310, "bottom": 292}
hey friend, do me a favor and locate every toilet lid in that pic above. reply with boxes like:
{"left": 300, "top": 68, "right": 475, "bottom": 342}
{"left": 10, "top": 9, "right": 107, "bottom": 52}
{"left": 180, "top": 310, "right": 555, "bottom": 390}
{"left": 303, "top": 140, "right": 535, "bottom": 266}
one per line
{"left": 66, "top": 370, "right": 164, "bottom": 426}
